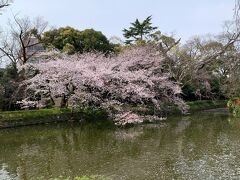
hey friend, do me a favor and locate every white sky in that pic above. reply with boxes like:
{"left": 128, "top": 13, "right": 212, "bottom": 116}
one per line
{"left": 0, "top": 0, "right": 235, "bottom": 42}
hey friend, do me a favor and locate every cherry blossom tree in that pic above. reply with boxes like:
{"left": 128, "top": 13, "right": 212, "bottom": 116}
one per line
{"left": 18, "top": 45, "right": 187, "bottom": 125}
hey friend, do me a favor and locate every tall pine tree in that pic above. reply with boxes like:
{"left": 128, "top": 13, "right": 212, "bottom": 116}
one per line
{"left": 123, "top": 16, "right": 157, "bottom": 44}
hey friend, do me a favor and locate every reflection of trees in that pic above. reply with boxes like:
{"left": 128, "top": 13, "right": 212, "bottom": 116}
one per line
{"left": 171, "top": 114, "right": 240, "bottom": 178}
{"left": 0, "top": 114, "right": 240, "bottom": 179}
{"left": 0, "top": 164, "right": 17, "bottom": 180}
{"left": 115, "top": 127, "right": 144, "bottom": 141}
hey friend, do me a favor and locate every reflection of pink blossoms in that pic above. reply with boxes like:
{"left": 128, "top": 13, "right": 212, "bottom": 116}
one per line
{"left": 20, "top": 45, "right": 188, "bottom": 125}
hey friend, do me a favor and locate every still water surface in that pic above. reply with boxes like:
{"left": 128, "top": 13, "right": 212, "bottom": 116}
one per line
{"left": 1, "top": 111, "right": 240, "bottom": 179}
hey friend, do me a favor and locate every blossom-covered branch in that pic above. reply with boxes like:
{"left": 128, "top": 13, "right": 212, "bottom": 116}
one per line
{"left": 19, "top": 45, "right": 187, "bottom": 125}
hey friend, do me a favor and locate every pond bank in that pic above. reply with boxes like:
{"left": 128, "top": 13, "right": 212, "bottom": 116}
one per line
{"left": 0, "top": 108, "right": 108, "bottom": 129}
{"left": 202, "top": 108, "right": 229, "bottom": 114}
{"left": 186, "top": 100, "right": 227, "bottom": 113}
{"left": 0, "top": 100, "right": 227, "bottom": 129}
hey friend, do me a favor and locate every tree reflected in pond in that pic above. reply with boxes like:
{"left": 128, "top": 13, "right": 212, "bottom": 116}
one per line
{"left": 0, "top": 112, "right": 240, "bottom": 179}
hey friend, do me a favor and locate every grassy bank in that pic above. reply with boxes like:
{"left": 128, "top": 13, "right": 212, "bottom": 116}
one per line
{"left": 0, "top": 108, "right": 70, "bottom": 120}
{"left": 0, "top": 107, "right": 108, "bottom": 128}
{"left": 187, "top": 100, "right": 227, "bottom": 113}
{"left": 162, "top": 100, "right": 227, "bottom": 115}
{"left": 0, "top": 100, "right": 227, "bottom": 129}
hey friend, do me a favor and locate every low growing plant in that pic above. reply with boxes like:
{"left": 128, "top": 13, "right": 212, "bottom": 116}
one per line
{"left": 227, "top": 98, "right": 240, "bottom": 117}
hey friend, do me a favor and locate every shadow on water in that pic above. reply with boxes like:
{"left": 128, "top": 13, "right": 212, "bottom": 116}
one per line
{"left": 1, "top": 111, "right": 240, "bottom": 179}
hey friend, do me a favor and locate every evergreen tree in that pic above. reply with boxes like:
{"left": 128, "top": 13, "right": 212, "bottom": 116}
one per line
{"left": 123, "top": 16, "right": 157, "bottom": 44}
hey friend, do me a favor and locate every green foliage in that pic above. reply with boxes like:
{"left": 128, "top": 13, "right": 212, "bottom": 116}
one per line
{"left": 227, "top": 99, "right": 235, "bottom": 113}
{"left": 1, "top": 63, "right": 18, "bottom": 80}
{"left": 42, "top": 26, "right": 82, "bottom": 51}
{"left": 123, "top": 15, "right": 157, "bottom": 44}
{"left": 187, "top": 100, "right": 227, "bottom": 112}
{"left": 0, "top": 108, "right": 71, "bottom": 122}
{"left": 0, "top": 64, "right": 18, "bottom": 110}
{"left": 73, "top": 106, "right": 109, "bottom": 122}
{"left": 42, "top": 27, "right": 113, "bottom": 54}
{"left": 233, "top": 106, "right": 240, "bottom": 117}
{"left": 227, "top": 98, "right": 240, "bottom": 116}
{"left": 0, "top": 107, "right": 111, "bottom": 129}
{"left": 164, "top": 100, "right": 227, "bottom": 115}
{"left": 181, "top": 76, "right": 224, "bottom": 101}
{"left": 80, "top": 29, "right": 113, "bottom": 53}
{"left": 63, "top": 43, "right": 76, "bottom": 55}
{"left": 182, "top": 83, "right": 197, "bottom": 101}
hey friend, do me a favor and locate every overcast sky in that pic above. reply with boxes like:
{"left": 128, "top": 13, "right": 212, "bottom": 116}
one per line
{"left": 0, "top": 0, "right": 235, "bottom": 42}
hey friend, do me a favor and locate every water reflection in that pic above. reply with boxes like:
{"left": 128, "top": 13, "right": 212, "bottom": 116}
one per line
{"left": 0, "top": 112, "right": 240, "bottom": 179}
{"left": 0, "top": 164, "right": 17, "bottom": 180}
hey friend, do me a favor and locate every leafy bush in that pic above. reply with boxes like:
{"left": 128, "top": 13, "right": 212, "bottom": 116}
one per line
{"left": 227, "top": 98, "right": 240, "bottom": 117}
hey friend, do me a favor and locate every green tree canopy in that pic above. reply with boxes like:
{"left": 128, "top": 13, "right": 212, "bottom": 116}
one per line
{"left": 41, "top": 26, "right": 82, "bottom": 53}
{"left": 41, "top": 27, "right": 113, "bottom": 54}
{"left": 123, "top": 16, "right": 157, "bottom": 44}
{"left": 80, "top": 29, "right": 113, "bottom": 53}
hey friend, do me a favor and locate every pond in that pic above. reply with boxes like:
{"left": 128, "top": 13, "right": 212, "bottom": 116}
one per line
{"left": 1, "top": 110, "right": 240, "bottom": 179}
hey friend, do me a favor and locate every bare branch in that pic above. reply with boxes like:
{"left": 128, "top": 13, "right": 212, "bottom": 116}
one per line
{"left": 0, "top": 15, "right": 48, "bottom": 65}
{"left": 0, "top": 0, "right": 11, "bottom": 10}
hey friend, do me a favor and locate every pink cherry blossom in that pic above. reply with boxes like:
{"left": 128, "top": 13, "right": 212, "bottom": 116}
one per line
{"left": 19, "top": 45, "right": 188, "bottom": 125}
